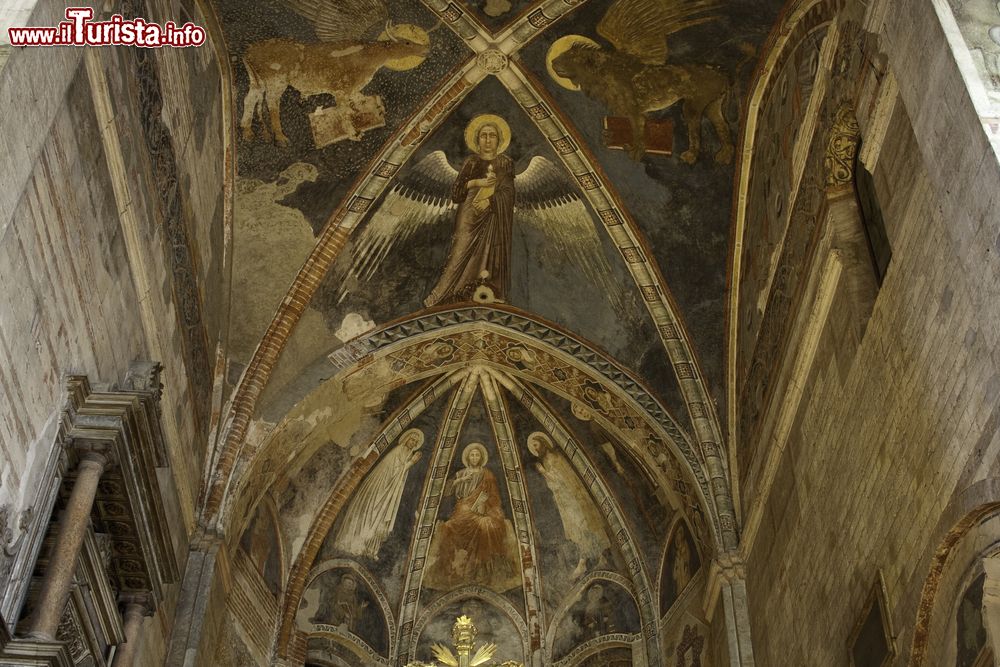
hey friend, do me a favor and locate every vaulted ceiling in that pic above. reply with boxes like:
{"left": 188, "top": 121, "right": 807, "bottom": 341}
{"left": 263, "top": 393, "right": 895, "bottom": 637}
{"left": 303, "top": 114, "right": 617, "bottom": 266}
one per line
{"left": 201, "top": 0, "right": 789, "bottom": 663}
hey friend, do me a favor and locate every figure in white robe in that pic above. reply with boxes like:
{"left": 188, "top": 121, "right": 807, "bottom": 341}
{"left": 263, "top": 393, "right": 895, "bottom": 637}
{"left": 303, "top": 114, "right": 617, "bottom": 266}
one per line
{"left": 333, "top": 428, "right": 425, "bottom": 559}
{"left": 527, "top": 431, "right": 609, "bottom": 578}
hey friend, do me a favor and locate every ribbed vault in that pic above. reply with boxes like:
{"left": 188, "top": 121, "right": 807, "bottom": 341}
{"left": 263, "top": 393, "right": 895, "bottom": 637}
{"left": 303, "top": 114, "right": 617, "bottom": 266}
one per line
{"left": 203, "top": 0, "right": 788, "bottom": 662}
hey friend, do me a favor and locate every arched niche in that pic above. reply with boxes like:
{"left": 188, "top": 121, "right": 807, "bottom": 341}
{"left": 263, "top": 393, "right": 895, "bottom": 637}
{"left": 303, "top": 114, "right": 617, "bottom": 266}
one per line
{"left": 296, "top": 561, "right": 394, "bottom": 663}
{"left": 413, "top": 591, "right": 527, "bottom": 665}
{"left": 659, "top": 517, "right": 703, "bottom": 618}
{"left": 549, "top": 575, "right": 641, "bottom": 663}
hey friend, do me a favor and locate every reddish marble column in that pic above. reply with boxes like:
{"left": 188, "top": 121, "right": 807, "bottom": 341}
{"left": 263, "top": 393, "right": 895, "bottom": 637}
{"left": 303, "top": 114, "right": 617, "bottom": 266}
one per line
{"left": 28, "top": 450, "right": 108, "bottom": 640}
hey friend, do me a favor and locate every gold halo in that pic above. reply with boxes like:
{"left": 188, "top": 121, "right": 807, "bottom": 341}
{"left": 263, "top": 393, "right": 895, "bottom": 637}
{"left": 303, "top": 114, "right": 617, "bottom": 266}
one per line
{"left": 526, "top": 431, "right": 551, "bottom": 457}
{"left": 461, "top": 442, "right": 489, "bottom": 467}
{"left": 378, "top": 24, "right": 429, "bottom": 71}
{"left": 546, "top": 34, "right": 599, "bottom": 91}
{"left": 399, "top": 427, "right": 425, "bottom": 449}
{"left": 464, "top": 114, "right": 511, "bottom": 154}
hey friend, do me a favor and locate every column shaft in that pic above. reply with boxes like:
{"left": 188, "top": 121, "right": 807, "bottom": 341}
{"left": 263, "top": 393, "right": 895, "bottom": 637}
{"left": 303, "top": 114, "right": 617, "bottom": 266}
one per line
{"left": 28, "top": 452, "right": 107, "bottom": 640}
{"left": 111, "top": 601, "right": 148, "bottom": 667}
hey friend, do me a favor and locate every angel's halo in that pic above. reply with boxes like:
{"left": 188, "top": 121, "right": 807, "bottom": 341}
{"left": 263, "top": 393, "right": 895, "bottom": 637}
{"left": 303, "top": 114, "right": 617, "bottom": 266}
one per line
{"left": 546, "top": 34, "right": 600, "bottom": 91}
{"left": 464, "top": 114, "right": 511, "bottom": 154}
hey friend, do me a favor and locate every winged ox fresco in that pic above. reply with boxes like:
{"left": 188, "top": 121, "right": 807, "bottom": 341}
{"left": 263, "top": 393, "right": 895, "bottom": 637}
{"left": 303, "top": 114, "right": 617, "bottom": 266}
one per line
{"left": 240, "top": 0, "right": 436, "bottom": 147}
{"left": 546, "top": 0, "right": 752, "bottom": 163}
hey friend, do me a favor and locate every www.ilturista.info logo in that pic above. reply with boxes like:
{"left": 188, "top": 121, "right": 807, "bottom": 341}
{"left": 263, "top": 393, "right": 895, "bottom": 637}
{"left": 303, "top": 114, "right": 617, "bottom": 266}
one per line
{"left": 8, "top": 7, "right": 205, "bottom": 48}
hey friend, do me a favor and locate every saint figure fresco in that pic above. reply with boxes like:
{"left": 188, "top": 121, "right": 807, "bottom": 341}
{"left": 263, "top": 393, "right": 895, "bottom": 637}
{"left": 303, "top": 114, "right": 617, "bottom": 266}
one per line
{"left": 552, "top": 580, "right": 640, "bottom": 661}
{"left": 324, "top": 114, "right": 627, "bottom": 314}
{"left": 310, "top": 572, "right": 369, "bottom": 633}
{"left": 425, "top": 115, "right": 515, "bottom": 306}
{"left": 526, "top": 431, "right": 609, "bottom": 579}
{"left": 424, "top": 443, "right": 520, "bottom": 591}
{"left": 333, "top": 428, "right": 425, "bottom": 559}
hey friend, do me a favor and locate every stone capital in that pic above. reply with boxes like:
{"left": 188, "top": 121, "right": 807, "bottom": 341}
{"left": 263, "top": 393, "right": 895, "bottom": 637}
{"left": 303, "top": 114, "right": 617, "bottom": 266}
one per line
{"left": 119, "top": 592, "right": 155, "bottom": 617}
{"left": 63, "top": 439, "right": 116, "bottom": 472}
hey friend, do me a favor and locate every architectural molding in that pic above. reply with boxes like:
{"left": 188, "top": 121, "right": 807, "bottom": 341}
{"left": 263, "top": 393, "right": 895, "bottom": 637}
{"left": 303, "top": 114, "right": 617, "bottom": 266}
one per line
{"left": 824, "top": 103, "right": 861, "bottom": 190}
{"left": 60, "top": 368, "right": 178, "bottom": 602}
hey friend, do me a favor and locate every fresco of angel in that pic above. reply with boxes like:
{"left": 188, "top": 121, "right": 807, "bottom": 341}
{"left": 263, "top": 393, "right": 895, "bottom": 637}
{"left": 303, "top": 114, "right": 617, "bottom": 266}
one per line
{"left": 545, "top": 0, "right": 745, "bottom": 164}
{"left": 327, "top": 113, "right": 626, "bottom": 312}
{"left": 332, "top": 428, "right": 424, "bottom": 560}
{"left": 239, "top": 0, "right": 434, "bottom": 146}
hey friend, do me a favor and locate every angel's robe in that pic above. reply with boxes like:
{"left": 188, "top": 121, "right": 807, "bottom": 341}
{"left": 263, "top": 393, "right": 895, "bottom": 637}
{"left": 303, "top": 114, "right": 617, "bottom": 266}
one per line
{"left": 332, "top": 443, "right": 418, "bottom": 559}
{"left": 535, "top": 450, "right": 609, "bottom": 561}
{"left": 424, "top": 153, "right": 514, "bottom": 306}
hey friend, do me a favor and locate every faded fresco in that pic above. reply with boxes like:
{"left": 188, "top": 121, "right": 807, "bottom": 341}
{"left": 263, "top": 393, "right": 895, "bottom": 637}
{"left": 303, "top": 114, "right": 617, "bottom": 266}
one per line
{"left": 457, "top": 0, "right": 540, "bottom": 32}
{"left": 212, "top": 0, "right": 790, "bottom": 662}
{"left": 256, "top": 75, "right": 682, "bottom": 423}
{"left": 956, "top": 573, "right": 988, "bottom": 667}
{"left": 268, "top": 358, "right": 693, "bottom": 664}
{"left": 298, "top": 567, "right": 391, "bottom": 664}
{"left": 737, "top": 25, "right": 829, "bottom": 396}
{"left": 551, "top": 579, "right": 640, "bottom": 662}
{"left": 536, "top": 385, "right": 676, "bottom": 574}
{"left": 218, "top": 0, "right": 470, "bottom": 368}
{"left": 238, "top": 503, "right": 283, "bottom": 596}
{"left": 659, "top": 520, "right": 702, "bottom": 615}
{"left": 522, "top": 0, "right": 783, "bottom": 410}
{"left": 948, "top": 0, "right": 1000, "bottom": 102}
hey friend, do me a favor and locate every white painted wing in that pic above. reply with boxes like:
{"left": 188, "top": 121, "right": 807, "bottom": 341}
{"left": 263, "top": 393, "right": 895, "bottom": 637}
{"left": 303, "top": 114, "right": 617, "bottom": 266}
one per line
{"left": 328, "top": 151, "right": 457, "bottom": 304}
{"left": 515, "top": 156, "right": 627, "bottom": 316}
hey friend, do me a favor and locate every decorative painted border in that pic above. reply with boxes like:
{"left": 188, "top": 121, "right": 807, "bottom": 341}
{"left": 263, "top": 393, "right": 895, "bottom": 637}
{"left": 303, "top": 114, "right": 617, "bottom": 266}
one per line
{"left": 394, "top": 374, "right": 479, "bottom": 660}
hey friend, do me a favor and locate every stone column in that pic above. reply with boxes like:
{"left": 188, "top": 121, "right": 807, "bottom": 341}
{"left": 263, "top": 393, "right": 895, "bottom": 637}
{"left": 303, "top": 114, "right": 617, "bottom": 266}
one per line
{"left": 981, "top": 555, "right": 1000, "bottom": 658}
{"left": 111, "top": 594, "right": 153, "bottom": 667}
{"left": 28, "top": 450, "right": 109, "bottom": 640}
{"left": 708, "top": 553, "right": 756, "bottom": 667}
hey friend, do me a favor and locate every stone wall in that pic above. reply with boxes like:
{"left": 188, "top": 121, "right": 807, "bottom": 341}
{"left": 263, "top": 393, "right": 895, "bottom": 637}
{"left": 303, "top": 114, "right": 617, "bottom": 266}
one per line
{"left": 0, "top": 0, "right": 224, "bottom": 659}
{"left": 740, "top": 0, "right": 1000, "bottom": 663}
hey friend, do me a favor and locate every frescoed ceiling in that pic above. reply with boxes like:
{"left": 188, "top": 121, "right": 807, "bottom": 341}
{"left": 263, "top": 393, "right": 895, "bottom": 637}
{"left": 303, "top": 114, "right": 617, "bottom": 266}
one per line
{"left": 204, "top": 0, "right": 788, "bottom": 663}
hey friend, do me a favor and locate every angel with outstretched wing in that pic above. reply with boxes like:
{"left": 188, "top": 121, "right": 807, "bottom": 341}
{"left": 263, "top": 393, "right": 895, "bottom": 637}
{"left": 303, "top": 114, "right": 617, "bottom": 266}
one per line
{"left": 327, "top": 113, "right": 626, "bottom": 315}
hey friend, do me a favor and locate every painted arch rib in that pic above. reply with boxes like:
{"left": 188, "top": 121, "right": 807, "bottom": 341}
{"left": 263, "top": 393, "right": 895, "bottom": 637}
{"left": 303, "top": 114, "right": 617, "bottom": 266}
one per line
{"left": 496, "top": 60, "right": 738, "bottom": 550}
{"left": 394, "top": 372, "right": 480, "bottom": 661}
{"left": 489, "top": 369, "right": 663, "bottom": 666}
{"left": 478, "top": 371, "right": 546, "bottom": 664}
{"left": 203, "top": 59, "right": 485, "bottom": 529}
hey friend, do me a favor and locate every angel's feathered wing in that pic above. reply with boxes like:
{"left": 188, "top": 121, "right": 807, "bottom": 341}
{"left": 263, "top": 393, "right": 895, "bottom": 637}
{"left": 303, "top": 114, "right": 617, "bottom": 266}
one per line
{"left": 282, "top": 0, "right": 389, "bottom": 41}
{"left": 515, "top": 157, "right": 627, "bottom": 316}
{"left": 326, "top": 151, "right": 457, "bottom": 305}
{"left": 597, "top": 0, "right": 721, "bottom": 64}
{"left": 330, "top": 152, "right": 625, "bottom": 315}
